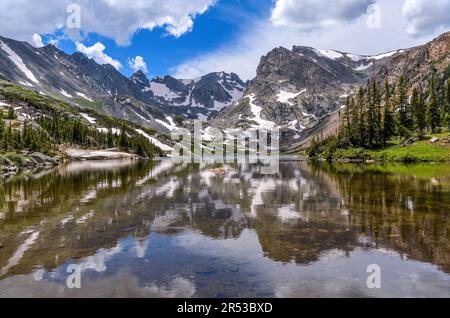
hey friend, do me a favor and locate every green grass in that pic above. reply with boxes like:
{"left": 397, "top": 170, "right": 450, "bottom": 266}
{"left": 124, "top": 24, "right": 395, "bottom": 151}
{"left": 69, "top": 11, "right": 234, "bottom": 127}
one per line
{"left": 330, "top": 133, "right": 450, "bottom": 162}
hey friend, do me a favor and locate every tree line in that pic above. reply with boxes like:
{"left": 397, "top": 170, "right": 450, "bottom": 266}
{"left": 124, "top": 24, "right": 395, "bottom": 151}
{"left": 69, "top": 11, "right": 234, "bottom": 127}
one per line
{"left": 308, "top": 73, "right": 450, "bottom": 158}
{"left": 0, "top": 108, "right": 159, "bottom": 158}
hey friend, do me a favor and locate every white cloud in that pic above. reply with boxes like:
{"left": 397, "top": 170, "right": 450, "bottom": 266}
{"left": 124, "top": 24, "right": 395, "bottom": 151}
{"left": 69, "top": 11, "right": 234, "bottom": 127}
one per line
{"left": 173, "top": 0, "right": 448, "bottom": 80}
{"left": 0, "top": 0, "right": 216, "bottom": 46}
{"left": 76, "top": 42, "right": 122, "bottom": 70}
{"left": 271, "top": 0, "right": 375, "bottom": 30}
{"left": 32, "top": 34, "right": 44, "bottom": 48}
{"left": 128, "top": 56, "right": 148, "bottom": 74}
{"left": 402, "top": 0, "right": 450, "bottom": 36}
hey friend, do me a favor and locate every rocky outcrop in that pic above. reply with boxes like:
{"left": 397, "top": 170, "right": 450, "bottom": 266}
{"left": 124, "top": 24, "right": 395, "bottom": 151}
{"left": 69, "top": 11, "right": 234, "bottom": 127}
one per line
{"left": 211, "top": 32, "right": 450, "bottom": 150}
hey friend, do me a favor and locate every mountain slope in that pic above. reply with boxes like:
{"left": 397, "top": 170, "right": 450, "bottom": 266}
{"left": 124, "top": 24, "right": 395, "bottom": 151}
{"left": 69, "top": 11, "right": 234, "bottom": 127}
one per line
{"left": 0, "top": 35, "right": 246, "bottom": 132}
{"left": 212, "top": 32, "right": 450, "bottom": 151}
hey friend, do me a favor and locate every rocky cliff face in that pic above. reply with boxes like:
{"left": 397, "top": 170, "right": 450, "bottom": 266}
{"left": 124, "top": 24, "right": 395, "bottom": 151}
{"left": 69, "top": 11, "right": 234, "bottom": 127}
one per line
{"left": 211, "top": 32, "right": 450, "bottom": 150}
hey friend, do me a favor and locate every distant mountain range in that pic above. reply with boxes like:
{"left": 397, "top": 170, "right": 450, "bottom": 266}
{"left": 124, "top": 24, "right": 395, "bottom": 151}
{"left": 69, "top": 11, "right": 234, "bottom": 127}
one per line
{"left": 1, "top": 32, "right": 449, "bottom": 150}
{"left": 0, "top": 36, "right": 246, "bottom": 133}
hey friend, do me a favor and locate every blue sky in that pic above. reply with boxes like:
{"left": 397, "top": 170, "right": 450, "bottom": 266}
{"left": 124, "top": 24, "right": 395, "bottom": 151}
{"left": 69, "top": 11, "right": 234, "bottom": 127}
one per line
{"left": 2, "top": 0, "right": 450, "bottom": 80}
{"left": 44, "top": 0, "right": 272, "bottom": 78}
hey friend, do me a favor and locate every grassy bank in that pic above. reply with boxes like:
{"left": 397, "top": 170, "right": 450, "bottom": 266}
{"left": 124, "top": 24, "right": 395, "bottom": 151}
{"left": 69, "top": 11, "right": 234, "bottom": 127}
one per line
{"left": 327, "top": 133, "right": 450, "bottom": 162}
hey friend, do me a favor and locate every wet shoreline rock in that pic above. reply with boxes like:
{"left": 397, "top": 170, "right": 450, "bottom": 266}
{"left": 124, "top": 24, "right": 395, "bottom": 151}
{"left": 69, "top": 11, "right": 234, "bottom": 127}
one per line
{"left": 0, "top": 152, "right": 60, "bottom": 178}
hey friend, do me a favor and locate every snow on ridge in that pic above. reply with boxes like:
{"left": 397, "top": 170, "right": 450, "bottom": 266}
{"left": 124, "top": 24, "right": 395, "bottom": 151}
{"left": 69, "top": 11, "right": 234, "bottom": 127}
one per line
{"left": 97, "top": 127, "right": 121, "bottom": 135}
{"left": 148, "top": 82, "right": 181, "bottom": 101}
{"left": 19, "top": 81, "right": 34, "bottom": 87}
{"left": 345, "top": 53, "right": 365, "bottom": 62}
{"left": 277, "top": 89, "right": 306, "bottom": 105}
{"left": 76, "top": 92, "right": 94, "bottom": 102}
{"left": 0, "top": 40, "right": 39, "bottom": 84}
{"left": 80, "top": 112, "right": 97, "bottom": 124}
{"left": 314, "top": 49, "right": 344, "bottom": 60}
{"left": 354, "top": 62, "right": 373, "bottom": 71}
{"left": 367, "top": 50, "right": 405, "bottom": 60}
{"left": 60, "top": 89, "right": 73, "bottom": 98}
{"left": 246, "top": 95, "right": 276, "bottom": 129}
{"left": 135, "top": 129, "right": 173, "bottom": 152}
{"left": 156, "top": 116, "right": 178, "bottom": 131}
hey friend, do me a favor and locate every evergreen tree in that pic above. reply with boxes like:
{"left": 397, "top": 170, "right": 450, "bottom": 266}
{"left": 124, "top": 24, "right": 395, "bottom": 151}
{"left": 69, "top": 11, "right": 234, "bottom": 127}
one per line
{"left": 382, "top": 80, "right": 395, "bottom": 146}
{"left": 426, "top": 76, "right": 441, "bottom": 133}
{"left": 411, "top": 88, "right": 426, "bottom": 136}
{"left": 2, "top": 123, "right": 13, "bottom": 152}
{"left": 396, "top": 75, "right": 412, "bottom": 131}
{"left": 119, "top": 123, "right": 128, "bottom": 148}
{"left": 357, "top": 87, "right": 366, "bottom": 147}
{"left": 366, "top": 82, "right": 375, "bottom": 147}
{"left": 7, "top": 106, "right": 16, "bottom": 120}
{"left": 343, "top": 96, "right": 352, "bottom": 141}
{"left": 349, "top": 97, "right": 358, "bottom": 145}
{"left": 444, "top": 79, "right": 450, "bottom": 130}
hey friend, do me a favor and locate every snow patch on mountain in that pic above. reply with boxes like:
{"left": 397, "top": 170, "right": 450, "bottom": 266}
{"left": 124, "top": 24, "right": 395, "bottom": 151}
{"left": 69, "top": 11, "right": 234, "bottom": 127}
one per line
{"left": 368, "top": 50, "right": 405, "bottom": 60}
{"left": 76, "top": 92, "right": 94, "bottom": 102}
{"left": 155, "top": 116, "right": 178, "bottom": 131}
{"left": 277, "top": 89, "right": 306, "bottom": 105}
{"left": 246, "top": 95, "right": 276, "bottom": 129}
{"left": 60, "top": 89, "right": 73, "bottom": 98}
{"left": 80, "top": 113, "right": 97, "bottom": 124}
{"left": 0, "top": 40, "right": 39, "bottom": 84}
{"left": 135, "top": 129, "right": 173, "bottom": 152}
{"left": 354, "top": 62, "right": 373, "bottom": 71}
{"left": 315, "top": 49, "right": 344, "bottom": 60}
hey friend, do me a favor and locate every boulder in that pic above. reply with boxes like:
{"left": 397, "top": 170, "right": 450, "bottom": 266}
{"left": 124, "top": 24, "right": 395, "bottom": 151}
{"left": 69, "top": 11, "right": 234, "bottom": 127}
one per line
{"left": 30, "top": 152, "right": 55, "bottom": 165}
{"left": 430, "top": 137, "right": 440, "bottom": 144}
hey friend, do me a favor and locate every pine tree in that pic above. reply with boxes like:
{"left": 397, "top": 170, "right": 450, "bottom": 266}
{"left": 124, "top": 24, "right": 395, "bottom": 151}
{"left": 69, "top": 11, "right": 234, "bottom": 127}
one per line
{"left": 444, "top": 79, "right": 450, "bottom": 130}
{"left": 7, "top": 106, "right": 16, "bottom": 120}
{"left": 411, "top": 88, "right": 426, "bottom": 136}
{"left": 3, "top": 123, "right": 13, "bottom": 152}
{"left": 396, "top": 75, "right": 411, "bottom": 131}
{"left": 349, "top": 97, "right": 358, "bottom": 145}
{"left": 119, "top": 123, "right": 128, "bottom": 148}
{"left": 107, "top": 123, "right": 114, "bottom": 148}
{"left": 366, "top": 82, "right": 375, "bottom": 147}
{"left": 426, "top": 76, "right": 441, "bottom": 133}
{"left": 343, "top": 96, "right": 352, "bottom": 141}
{"left": 382, "top": 80, "right": 395, "bottom": 146}
{"left": 357, "top": 87, "right": 366, "bottom": 147}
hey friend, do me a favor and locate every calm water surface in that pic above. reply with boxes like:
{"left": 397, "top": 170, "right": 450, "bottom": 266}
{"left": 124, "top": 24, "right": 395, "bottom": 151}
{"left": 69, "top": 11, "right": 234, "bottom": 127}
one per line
{"left": 0, "top": 160, "right": 449, "bottom": 298}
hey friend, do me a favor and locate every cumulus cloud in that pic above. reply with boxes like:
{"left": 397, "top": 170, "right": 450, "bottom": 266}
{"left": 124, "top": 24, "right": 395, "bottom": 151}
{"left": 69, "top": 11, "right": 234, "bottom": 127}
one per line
{"left": 173, "top": 0, "right": 442, "bottom": 80}
{"left": 0, "top": 0, "right": 215, "bottom": 46}
{"left": 402, "top": 0, "right": 450, "bottom": 37}
{"left": 271, "top": 0, "right": 376, "bottom": 30}
{"left": 32, "top": 34, "right": 44, "bottom": 48}
{"left": 128, "top": 56, "right": 148, "bottom": 74}
{"left": 76, "top": 42, "right": 122, "bottom": 70}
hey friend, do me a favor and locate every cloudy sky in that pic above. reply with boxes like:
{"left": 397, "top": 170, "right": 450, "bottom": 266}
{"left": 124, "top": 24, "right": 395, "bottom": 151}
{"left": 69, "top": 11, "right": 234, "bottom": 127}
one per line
{"left": 1, "top": 0, "right": 449, "bottom": 80}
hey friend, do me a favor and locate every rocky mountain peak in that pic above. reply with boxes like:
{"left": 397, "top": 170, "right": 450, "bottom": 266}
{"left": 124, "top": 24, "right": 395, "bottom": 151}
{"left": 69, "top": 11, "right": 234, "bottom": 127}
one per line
{"left": 130, "top": 70, "right": 150, "bottom": 88}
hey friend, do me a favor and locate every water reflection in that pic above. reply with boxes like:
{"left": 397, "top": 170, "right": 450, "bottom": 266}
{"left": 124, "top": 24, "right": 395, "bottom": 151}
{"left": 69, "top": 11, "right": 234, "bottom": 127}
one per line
{"left": 0, "top": 160, "right": 449, "bottom": 297}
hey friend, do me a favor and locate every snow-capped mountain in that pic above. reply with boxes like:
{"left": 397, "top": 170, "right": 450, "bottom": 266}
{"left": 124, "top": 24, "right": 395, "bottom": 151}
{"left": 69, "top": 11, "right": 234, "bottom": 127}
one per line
{"left": 211, "top": 32, "right": 450, "bottom": 150}
{"left": 132, "top": 71, "right": 246, "bottom": 121}
{"left": 0, "top": 35, "right": 246, "bottom": 133}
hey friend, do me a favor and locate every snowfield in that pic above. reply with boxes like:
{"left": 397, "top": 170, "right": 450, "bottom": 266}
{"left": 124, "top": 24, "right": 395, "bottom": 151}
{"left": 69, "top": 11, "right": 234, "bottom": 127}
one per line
{"left": 277, "top": 89, "right": 306, "bottom": 105}
{"left": 0, "top": 40, "right": 39, "bottom": 84}
{"left": 135, "top": 129, "right": 174, "bottom": 152}
{"left": 246, "top": 95, "right": 276, "bottom": 129}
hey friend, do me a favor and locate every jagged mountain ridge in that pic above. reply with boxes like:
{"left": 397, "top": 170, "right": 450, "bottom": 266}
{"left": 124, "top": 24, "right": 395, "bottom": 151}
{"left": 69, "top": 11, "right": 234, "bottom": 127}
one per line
{"left": 0, "top": 35, "right": 246, "bottom": 133}
{"left": 212, "top": 32, "right": 450, "bottom": 151}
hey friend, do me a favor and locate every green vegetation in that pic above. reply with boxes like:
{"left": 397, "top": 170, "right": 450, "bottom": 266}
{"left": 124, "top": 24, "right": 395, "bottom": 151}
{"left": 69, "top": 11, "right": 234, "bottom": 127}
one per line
{"left": 0, "top": 80, "right": 165, "bottom": 160}
{"left": 308, "top": 72, "right": 450, "bottom": 162}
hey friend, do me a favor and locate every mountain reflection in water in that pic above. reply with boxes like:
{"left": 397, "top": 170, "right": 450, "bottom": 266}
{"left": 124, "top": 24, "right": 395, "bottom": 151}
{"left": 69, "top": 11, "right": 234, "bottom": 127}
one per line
{"left": 0, "top": 160, "right": 449, "bottom": 298}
